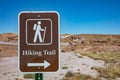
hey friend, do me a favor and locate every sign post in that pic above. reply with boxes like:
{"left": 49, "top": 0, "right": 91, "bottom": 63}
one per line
{"left": 35, "top": 73, "right": 43, "bottom": 80}
{"left": 18, "top": 11, "right": 59, "bottom": 74}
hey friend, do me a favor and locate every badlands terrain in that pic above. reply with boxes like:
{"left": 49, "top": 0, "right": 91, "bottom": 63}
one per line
{"left": 0, "top": 33, "right": 120, "bottom": 80}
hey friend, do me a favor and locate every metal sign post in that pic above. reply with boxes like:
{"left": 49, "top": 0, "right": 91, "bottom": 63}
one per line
{"left": 35, "top": 73, "right": 43, "bottom": 80}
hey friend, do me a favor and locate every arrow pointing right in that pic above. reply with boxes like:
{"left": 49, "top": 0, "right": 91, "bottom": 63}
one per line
{"left": 44, "top": 60, "right": 51, "bottom": 69}
{"left": 27, "top": 60, "right": 51, "bottom": 69}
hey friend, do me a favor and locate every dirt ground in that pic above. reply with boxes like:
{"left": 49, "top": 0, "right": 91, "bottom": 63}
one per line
{"left": 0, "top": 33, "right": 120, "bottom": 80}
{"left": 0, "top": 44, "right": 17, "bottom": 58}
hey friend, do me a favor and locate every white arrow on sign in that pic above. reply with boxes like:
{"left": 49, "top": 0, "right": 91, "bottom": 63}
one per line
{"left": 27, "top": 60, "right": 51, "bottom": 69}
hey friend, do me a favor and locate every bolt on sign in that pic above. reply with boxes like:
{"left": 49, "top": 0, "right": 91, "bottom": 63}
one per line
{"left": 18, "top": 11, "right": 60, "bottom": 72}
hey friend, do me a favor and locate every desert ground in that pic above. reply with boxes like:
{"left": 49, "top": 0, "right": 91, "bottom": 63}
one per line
{"left": 0, "top": 33, "right": 120, "bottom": 80}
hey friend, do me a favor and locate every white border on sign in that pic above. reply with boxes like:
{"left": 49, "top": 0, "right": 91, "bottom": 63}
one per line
{"left": 18, "top": 11, "right": 60, "bottom": 73}
{"left": 26, "top": 19, "right": 52, "bottom": 45}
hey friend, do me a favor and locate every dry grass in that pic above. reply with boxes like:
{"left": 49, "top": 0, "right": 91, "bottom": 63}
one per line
{"left": 63, "top": 72, "right": 101, "bottom": 80}
{"left": 81, "top": 52, "right": 120, "bottom": 63}
{"left": 93, "top": 65, "right": 120, "bottom": 79}
{"left": 23, "top": 74, "right": 34, "bottom": 79}
{"left": 81, "top": 52, "right": 120, "bottom": 79}
{"left": 62, "top": 66, "right": 68, "bottom": 69}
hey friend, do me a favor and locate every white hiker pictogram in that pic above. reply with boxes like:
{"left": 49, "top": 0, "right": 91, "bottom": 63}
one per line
{"left": 33, "top": 21, "right": 46, "bottom": 43}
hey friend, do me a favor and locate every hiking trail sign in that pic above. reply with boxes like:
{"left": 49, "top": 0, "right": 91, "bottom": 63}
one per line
{"left": 18, "top": 11, "right": 60, "bottom": 72}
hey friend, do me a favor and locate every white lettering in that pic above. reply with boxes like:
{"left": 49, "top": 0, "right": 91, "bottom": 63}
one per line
{"left": 22, "top": 50, "right": 42, "bottom": 56}
{"left": 43, "top": 50, "right": 56, "bottom": 55}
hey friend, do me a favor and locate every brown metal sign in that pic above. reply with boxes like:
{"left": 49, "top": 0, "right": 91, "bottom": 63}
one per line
{"left": 18, "top": 11, "right": 59, "bottom": 72}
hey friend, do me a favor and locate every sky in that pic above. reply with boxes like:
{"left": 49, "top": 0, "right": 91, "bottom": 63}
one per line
{"left": 0, "top": 0, "right": 120, "bottom": 34}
